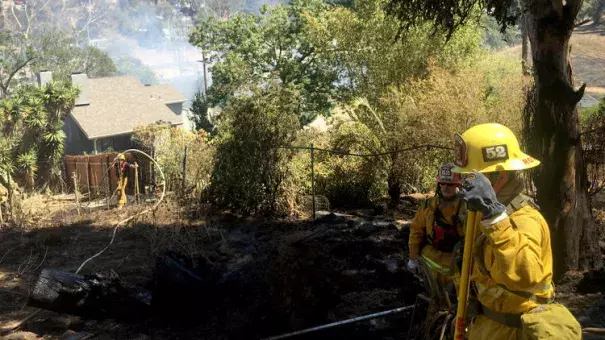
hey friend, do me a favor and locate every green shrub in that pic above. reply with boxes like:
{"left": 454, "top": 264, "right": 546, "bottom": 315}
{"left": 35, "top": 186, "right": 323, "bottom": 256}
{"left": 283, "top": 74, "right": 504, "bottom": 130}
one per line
{"left": 132, "top": 124, "right": 215, "bottom": 197}
{"left": 208, "top": 85, "right": 301, "bottom": 215}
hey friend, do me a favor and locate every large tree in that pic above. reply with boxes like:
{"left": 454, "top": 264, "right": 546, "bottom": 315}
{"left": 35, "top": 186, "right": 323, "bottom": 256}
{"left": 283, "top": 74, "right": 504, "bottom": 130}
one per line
{"left": 189, "top": 0, "right": 339, "bottom": 124}
{"left": 386, "top": 0, "right": 602, "bottom": 277}
{"left": 32, "top": 32, "right": 117, "bottom": 80}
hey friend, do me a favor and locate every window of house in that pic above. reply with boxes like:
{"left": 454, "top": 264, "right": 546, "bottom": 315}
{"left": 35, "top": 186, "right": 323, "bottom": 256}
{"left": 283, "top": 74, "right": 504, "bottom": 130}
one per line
{"left": 101, "top": 139, "right": 113, "bottom": 152}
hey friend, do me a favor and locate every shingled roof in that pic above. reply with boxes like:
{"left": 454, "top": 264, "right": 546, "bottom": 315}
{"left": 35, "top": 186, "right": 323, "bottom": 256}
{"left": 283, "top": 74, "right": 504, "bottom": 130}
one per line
{"left": 70, "top": 76, "right": 186, "bottom": 139}
{"left": 146, "top": 84, "right": 187, "bottom": 104}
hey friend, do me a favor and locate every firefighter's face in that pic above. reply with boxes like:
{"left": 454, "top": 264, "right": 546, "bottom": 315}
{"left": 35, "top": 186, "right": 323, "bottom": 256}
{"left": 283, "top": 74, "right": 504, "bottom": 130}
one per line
{"left": 439, "top": 182, "right": 458, "bottom": 199}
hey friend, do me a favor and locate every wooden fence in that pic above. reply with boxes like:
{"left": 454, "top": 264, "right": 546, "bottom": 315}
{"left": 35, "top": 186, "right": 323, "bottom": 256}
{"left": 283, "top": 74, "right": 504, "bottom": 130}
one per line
{"left": 63, "top": 152, "right": 153, "bottom": 197}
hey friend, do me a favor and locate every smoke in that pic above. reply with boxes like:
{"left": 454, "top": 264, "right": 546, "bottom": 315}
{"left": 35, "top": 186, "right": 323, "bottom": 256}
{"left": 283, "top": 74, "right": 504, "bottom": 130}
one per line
{"left": 90, "top": 0, "right": 285, "bottom": 109}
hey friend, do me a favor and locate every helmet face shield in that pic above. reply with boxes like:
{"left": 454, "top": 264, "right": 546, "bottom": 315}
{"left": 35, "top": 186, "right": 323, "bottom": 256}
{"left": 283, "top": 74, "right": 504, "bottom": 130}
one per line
{"left": 454, "top": 133, "right": 467, "bottom": 168}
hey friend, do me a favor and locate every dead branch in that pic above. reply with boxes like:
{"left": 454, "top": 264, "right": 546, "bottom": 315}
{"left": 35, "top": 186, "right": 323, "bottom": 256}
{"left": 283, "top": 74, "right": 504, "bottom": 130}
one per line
{"left": 575, "top": 19, "right": 591, "bottom": 28}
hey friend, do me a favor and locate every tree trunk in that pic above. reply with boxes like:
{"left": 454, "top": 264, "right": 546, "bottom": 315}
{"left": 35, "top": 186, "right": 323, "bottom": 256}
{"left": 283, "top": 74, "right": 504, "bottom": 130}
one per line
{"left": 524, "top": 0, "right": 603, "bottom": 278}
{"left": 387, "top": 154, "right": 401, "bottom": 207}
{"left": 388, "top": 171, "right": 401, "bottom": 208}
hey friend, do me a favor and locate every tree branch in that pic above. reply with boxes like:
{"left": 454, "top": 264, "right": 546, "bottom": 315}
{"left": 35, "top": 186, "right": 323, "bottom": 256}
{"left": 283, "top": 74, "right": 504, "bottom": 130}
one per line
{"left": 2, "top": 56, "right": 35, "bottom": 97}
{"left": 575, "top": 19, "right": 591, "bottom": 27}
{"left": 10, "top": 2, "right": 23, "bottom": 29}
{"left": 573, "top": 83, "right": 586, "bottom": 106}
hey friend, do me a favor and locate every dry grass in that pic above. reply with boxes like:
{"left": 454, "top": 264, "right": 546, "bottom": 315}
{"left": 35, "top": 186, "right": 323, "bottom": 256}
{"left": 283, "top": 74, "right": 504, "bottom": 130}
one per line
{"left": 496, "top": 26, "right": 605, "bottom": 97}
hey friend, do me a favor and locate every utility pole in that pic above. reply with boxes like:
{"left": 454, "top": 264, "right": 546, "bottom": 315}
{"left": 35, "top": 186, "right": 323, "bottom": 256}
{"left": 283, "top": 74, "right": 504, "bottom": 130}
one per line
{"left": 202, "top": 50, "right": 208, "bottom": 94}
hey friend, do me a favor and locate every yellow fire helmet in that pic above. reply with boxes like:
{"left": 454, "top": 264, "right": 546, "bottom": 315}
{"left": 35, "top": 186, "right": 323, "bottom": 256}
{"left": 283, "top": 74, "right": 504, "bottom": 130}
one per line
{"left": 117, "top": 153, "right": 126, "bottom": 161}
{"left": 452, "top": 123, "right": 540, "bottom": 173}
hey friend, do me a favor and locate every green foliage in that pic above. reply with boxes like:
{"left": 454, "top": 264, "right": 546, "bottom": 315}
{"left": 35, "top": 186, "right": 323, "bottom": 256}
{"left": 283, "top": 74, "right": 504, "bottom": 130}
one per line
{"left": 209, "top": 84, "right": 301, "bottom": 215}
{"left": 190, "top": 0, "right": 338, "bottom": 124}
{"left": 580, "top": 98, "right": 605, "bottom": 195}
{"left": 322, "top": 119, "right": 387, "bottom": 206}
{"left": 385, "top": 0, "right": 519, "bottom": 40}
{"left": 114, "top": 56, "right": 158, "bottom": 85}
{"left": 481, "top": 14, "right": 521, "bottom": 49}
{"left": 132, "top": 124, "right": 215, "bottom": 196}
{"left": 189, "top": 90, "right": 214, "bottom": 133}
{"left": 374, "top": 52, "right": 524, "bottom": 193}
{"left": 305, "top": 0, "right": 482, "bottom": 102}
{"left": 0, "top": 81, "right": 80, "bottom": 191}
{"left": 31, "top": 32, "right": 117, "bottom": 80}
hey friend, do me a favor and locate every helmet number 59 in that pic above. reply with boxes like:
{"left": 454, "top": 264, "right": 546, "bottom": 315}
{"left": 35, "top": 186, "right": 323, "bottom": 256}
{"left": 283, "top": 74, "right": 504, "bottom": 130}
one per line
{"left": 482, "top": 145, "right": 509, "bottom": 162}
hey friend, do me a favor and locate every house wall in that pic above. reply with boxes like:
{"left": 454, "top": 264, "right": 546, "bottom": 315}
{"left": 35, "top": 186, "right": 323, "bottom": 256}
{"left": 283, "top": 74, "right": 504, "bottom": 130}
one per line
{"left": 166, "top": 102, "right": 183, "bottom": 115}
{"left": 63, "top": 114, "right": 135, "bottom": 155}
{"left": 63, "top": 114, "right": 95, "bottom": 155}
{"left": 97, "top": 134, "right": 133, "bottom": 153}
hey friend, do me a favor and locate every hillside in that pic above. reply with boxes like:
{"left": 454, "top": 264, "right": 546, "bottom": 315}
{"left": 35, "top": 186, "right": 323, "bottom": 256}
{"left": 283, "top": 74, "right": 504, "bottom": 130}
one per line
{"left": 572, "top": 24, "right": 605, "bottom": 98}
{"left": 499, "top": 23, "right": 605, "bottom": 105}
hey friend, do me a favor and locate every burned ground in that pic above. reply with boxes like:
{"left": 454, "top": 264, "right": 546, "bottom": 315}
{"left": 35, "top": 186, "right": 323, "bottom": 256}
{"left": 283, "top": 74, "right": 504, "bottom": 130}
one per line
{"left": 0, "top": 199, "right": 427, "bottom": 339}
{"left": 2, "top": 194, "right": 605, "bottom": 339}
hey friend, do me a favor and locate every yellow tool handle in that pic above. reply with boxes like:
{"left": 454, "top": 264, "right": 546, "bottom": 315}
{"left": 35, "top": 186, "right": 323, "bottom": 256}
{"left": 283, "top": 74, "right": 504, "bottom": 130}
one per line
{"left": 453, "top": 210, "right": 480, "bottom": 340}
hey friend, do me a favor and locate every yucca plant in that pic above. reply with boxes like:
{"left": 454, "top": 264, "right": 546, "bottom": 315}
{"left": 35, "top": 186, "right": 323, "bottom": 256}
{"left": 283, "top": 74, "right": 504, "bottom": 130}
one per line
{"left": 16, "top": 149, "right": 38, "bottom": 191}
{"left": 0, "top": 80, "right": 78, "bottom": 193}
{"left": 36, "top": 81, "right": 79, "bottom": 191}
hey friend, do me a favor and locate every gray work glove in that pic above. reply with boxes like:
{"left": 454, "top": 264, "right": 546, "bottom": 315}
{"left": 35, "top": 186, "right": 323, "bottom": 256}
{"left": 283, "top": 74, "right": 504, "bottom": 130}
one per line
{"left": 407, "top": 259, "right": 422, "bottom": 276}
{"left": 459, "top": 171, "right": 505, "bottom": 219}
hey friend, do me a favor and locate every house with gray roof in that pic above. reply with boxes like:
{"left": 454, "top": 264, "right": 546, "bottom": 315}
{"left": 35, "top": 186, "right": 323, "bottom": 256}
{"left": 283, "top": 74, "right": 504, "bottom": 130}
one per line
{"left": 53, "top": 72, "right": 188, "bottom": 155}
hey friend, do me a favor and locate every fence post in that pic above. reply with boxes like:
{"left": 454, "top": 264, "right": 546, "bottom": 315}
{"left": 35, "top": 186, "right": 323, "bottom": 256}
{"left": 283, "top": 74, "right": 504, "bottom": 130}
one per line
{"left": 73, "top": 172, "right": 81, "bottom": 215}
{"left": 135, "top": 164, "right": 140, "bottom": 204}
{"left": 86, "top": 157, "right": 91, "bottom": 200}
{"left": 182, "top": 145, "right": 188, "bottom": 190}
{"left": 7, "top": 172, "right": 13, "bottom": 219}
{"left": 105, "top": 161, "right": 111, "bottom": 210}
{"left": 311, "top": 143, "right": 315, "bottom": 221}
{"left": 151, "top": 147, "right": 156, "bottom": 193}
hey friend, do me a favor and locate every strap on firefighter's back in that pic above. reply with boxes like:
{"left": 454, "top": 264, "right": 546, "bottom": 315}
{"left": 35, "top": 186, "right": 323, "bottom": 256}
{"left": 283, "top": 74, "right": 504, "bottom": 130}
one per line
{"left": 479, "top": 303, "right": 523, "bottom": 328}
{"left": 420, "top": 254, "right": 453, "bottom": 275}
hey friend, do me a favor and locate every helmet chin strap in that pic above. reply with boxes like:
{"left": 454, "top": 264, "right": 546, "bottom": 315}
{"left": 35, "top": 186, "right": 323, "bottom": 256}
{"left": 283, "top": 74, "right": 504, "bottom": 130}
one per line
{"left": 489, "top": 172, "right": 510, "bottom": 194}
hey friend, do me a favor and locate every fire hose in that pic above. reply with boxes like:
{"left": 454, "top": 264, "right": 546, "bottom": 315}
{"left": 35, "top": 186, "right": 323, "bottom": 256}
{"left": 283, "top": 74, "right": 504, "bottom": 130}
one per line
{"left": 263, "top": 304, "right": 416, "bottom": 340}
{"left": 75, "top": 148, "right": 166, "bottom": 275}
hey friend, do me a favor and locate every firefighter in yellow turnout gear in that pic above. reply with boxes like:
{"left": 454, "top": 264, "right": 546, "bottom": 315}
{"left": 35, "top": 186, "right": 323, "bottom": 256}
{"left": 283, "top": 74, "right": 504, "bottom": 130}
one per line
{"left": 115, "top": 153, "right": 138, "bottom": 210}
{"left": 408, "top": 163, "right": 466, "bottom": 310}
{"left": 453, "top": 123, "right": 581, "bottom": 339}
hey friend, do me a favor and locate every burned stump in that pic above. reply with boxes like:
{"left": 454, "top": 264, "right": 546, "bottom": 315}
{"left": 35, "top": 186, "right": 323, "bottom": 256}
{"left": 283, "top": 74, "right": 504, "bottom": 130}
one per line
{"left": 151, "top": 251, "right": 220, "bottom": 320}
{"left": 28, "top": 269, "right": 151, "bottom": 321}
